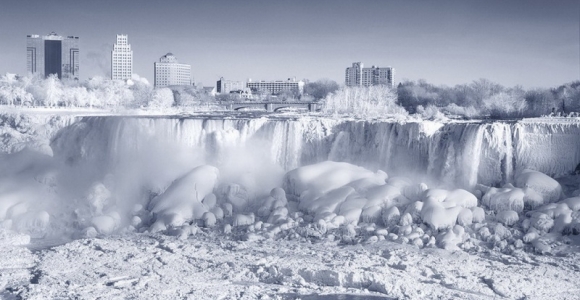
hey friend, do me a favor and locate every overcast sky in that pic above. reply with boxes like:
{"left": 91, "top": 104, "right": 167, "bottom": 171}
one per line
{"left": 0, "top": 0, "right": 578, "bottom": 88}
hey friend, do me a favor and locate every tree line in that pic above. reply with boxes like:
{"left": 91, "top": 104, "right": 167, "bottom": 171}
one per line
{"left": 1, "top": 72, "right": 578, "bottom": 118}
{"left": 396, "top": 79, "right": 580, "bottom": 118}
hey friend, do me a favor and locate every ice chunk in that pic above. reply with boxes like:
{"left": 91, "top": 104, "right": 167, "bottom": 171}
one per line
{"left": 523, "top": 187, "right": 544, "bottom": 209}
{"left": 210, "top": 206, "right": 224, "bottom": 220}
{"left": 361, "top": 205, "right": 382, "bottom": 223}
{"left": 457, "top": 208, "right": 473, "bottom": 226}
{"left": 482, "top": 187, "right": 525, "bottom": 213}
{"left": 86, "top": 182, "right": 112, "bottom": 215}
{"left": 496, "top": 210, "right": 519, "bottom": 226}
{"left": 421, "top": 198, "right": 463, "bottom": 230}
{"left": 437, "top": 225, "right": 466, "bottom": 250}
{"left": 530, "top": 212, "right": 554, "bottom": 232}
{"left": 91, "top": 214, "right": 117, "bottom": 234}
{"left": 562, "top": 197, "right": 580, "bottom": 211}
{"left": 202, "top": 212, "right": 216, "bottom": 228}
{"left": 225, "top": 184, "right": 249, "bottom": 213}
{"left": 402, "top": 183, "right": 428, "bottom": 202}
{"left": 233, "top": 213, "right": 255, "bottom": 227}
{"left": 301, "top": 186, "right": 355, "bottom": 216}
{"left": 381, "top": 206, "right": 400, "bottom": 226}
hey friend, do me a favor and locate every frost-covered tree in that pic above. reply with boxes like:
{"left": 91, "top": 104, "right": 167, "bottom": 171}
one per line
{"left": 323, "top": 85, "right": 407, "bottom": 117}
{"left": 149, "top": 88, "right": 174, "bottom": 108}
{"left": 483, "top": 91, "right": 527, "bottom": 118}
{"left": 43, "top": 74, "right": 63, "bottom": 107}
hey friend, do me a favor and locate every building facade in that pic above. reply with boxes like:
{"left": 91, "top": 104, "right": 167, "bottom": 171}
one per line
{"left": 154, "top": 53, "right": 192, "bottom": 87}
{"left": 345, "top": 62, "right": 395, "bottom": 88}
{"left": 246, "top": 78, "right": 305, "bottom": 95}
{"left": 111, "top": 34, "right": 133, "bottom": 80}
{"left": 216, "top": 77, "right": 245, "bottom": 94}
{"left": 27, "top": 32, "right": 79, "bottom": 80}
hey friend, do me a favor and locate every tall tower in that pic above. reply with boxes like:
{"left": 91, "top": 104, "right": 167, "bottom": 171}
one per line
{"left": 345, "top": 62, "right": 363, "bottom": 86}
{"left": 27, "top": 32, "right": 79, "bottom": 80}
{"left": 111, "top": 34, "right": 133, "bottom": 80}
{"left": 154, "top": 53, "right": 192, "bottom": 87}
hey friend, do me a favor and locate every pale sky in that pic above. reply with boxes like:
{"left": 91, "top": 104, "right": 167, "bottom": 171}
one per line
{"left": 0, "top": 0, "right": 578, "bottom": 88}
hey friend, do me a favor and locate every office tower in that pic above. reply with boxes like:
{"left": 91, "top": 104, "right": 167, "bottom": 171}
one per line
{"left": 154, "top": 53, "right": 192, "bottom": 87}
{"left": 27, "top": 32, "right": 79, "bottom": 80}
{"left": 111, "top": 34, "right": 133, "bottom": 80}
{"left": 345, "top": 62, "right": 395, "bottom": 88}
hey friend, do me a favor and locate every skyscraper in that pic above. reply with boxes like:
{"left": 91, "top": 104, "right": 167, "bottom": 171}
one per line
{"left": 345, "top": 62, "right": 395, "bottom": 88}
{"left": 111, "top": 34, "right": 133, "bottom": 80}
{"left": 26, "top": 32, "right": 79, "bottom": 80}
{"left": 154, "top": 53, "right": 192, "bottom": 87}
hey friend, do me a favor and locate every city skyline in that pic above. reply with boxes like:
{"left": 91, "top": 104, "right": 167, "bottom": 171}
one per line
{"left": 1, "top": 0, "right": 579, "bottom": 88}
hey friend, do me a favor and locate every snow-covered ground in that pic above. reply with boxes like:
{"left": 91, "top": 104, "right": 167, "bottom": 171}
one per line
{"left": 1, "top": 111, "right": 580, "bottom": 299}
{"left": 0, "top": 229, "right": 578, "bottom": 299}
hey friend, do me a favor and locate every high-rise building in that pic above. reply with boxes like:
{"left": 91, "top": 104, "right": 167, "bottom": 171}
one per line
{"left": 27, "top": 32, "right": 79, "bottom": 80}
{"left": 216, "top": 77, "right": 245, "bottom": 94}
{"left": 111, "top": 34, "right": 133, "bottom": 80}
{"left": 246, "top": 78, "right": 305, "bottom": 95}
{"left": 345, "top": 62, "right": 395, "bottom": 88}
{"left": 154, "top": 53, "right": 192, "bottom": 87}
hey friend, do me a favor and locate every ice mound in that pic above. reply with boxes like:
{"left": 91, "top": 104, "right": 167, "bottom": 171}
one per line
{"left": 284, "top": 161, "right": 387, "bottom": 199}
{"left": 515, "top": 169, "right": 562, "bottom": 203}
{"left": 481, "top": 187, "right": 525, "bottom": 212}
{"left": 420, "top": 189, "right": 478, "bottom": 230}
{"left": 148, "top": 165, "right": 220, "bottom": 231}
{"left": 285, "top": 161, "right": 393, "bottom": 226}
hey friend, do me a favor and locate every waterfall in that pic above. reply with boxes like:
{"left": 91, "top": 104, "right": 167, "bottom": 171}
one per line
{"left": 50, "top": 116, "right": 580, "bottom": 190}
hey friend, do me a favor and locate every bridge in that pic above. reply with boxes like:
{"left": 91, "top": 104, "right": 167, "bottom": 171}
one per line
{"left": 224, "top": 101, "right": 320, "bottom": 112}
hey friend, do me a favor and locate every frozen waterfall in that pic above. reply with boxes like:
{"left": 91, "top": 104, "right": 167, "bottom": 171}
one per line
{"left": 50, "top": 116, "right": 580, "bottom": 190}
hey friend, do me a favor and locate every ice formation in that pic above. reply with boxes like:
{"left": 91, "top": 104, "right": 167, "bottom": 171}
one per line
{"left": 0, "top": 112, "right": 579, "bottom": 258}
